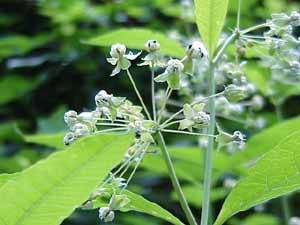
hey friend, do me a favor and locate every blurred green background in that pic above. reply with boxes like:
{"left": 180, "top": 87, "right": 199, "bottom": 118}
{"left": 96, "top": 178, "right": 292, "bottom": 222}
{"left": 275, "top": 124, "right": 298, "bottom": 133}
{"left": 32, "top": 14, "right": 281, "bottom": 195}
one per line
{"left": 0, "top": 0, "right": 300, "bottom": 225}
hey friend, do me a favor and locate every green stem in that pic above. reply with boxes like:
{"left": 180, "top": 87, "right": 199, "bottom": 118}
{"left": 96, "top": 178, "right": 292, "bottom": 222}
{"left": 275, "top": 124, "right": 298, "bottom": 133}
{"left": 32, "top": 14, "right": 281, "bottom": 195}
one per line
{"left": 126, "top": 69, "right": 152, "bottom": 120}
{"left": 150, "top": 65, "right": 157, "bottom": 121}
{"left": 200, "top": 63, "right": 216, "bottom": 225}
{"left": 161, "top": 129, "right": 216, "bottom": 138}
{"left": 156, "top": 132, "right": 198, "bottom": 225}
{"left": 281, "top": 196, "right": 290, "bottom": 225}
{"left": 240, "top": 23, "right": 269, "bottom": 35}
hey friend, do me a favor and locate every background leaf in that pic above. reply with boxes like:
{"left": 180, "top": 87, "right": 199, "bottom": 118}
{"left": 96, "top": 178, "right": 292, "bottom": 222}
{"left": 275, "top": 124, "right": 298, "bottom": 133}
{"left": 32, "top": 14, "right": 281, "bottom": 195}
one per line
{"left": 194, "top": 0, "right": 229, "bottom": 57}
{"left": 214, "top": 131, "right": 300, "bottom": 225}
{"left": 232, "top": 116, "right": 300, "bottom": 165}
{"left": 84, "top": 28, "right": 185, "bottom": 57}
{"left": 24, "top": 133, "right": 65, "bottom": 149}
{"left": 0, "top": 133, "right": 132, "bottom": 225}
{"left": 0, "top": 75, "right": 40, "bottom": 105}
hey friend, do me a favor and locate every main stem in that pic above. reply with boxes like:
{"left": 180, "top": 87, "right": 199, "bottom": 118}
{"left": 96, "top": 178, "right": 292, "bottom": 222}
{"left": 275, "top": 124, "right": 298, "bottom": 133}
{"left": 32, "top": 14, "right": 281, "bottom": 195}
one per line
{"left": 200, "top": 62, "right": 216, "bottom": 225}
{"left": 156, "top": 132, "right": 198, "bottom": 225}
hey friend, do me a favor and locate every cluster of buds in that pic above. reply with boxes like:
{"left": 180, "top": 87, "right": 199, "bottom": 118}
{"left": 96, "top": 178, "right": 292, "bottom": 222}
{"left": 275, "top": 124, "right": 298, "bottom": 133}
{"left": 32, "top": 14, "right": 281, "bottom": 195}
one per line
{"left": 265, "top": 11, "right": 300, "bottom": 37}
{"left": 63, "top": 89, "right": 151, "bottom": 145}
{"left": 63, "top": 110, "right": 99, "bottom": 145}
{"left": 262, "top": 34, "right": 300, "bottom": 85}
{"left": 179, "top": 103, "right": 210, "bottom": 131}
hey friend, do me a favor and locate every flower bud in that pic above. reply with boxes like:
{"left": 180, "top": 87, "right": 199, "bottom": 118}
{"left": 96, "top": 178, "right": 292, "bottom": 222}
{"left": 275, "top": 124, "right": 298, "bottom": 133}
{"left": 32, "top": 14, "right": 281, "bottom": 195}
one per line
{"left": 64, "top": 110, "right": 78, "bottom": 127}
{"left": 145, "top": 40, "right": 160, "bottom": 52}
{"left": 185, "top": 41, "right": 208, "bottom": 59}
{"left": 223, "top": 178, "right": 237, "bottom": 189}
{"left": 194, "top": 111, "right": 210, "bottom": 124}
{"left": 166, "top": 59, "right": 184, "bottom": 73}
{"left": 95, "top": 90, "right": 112, "bottom": 107}
{"left": 289, "top": 11, "right": 300, "bottom": 26}
{"left": 63, "top": 132, "right": 75, "bottom": 145}
{"left": 110, "top": 43, "right": 126, "bottom": 58}
{"left": 271, "top": 13, "right": 290, "bottom": 26}
{"left": 99, "top": 207, "right": 115, "bottom": 222}
{"left": 251, "top": 95, "right": 264, "bottom": 111}
{"left": 224, "top": 84, "right": 247, "bottom": 102}
{"left": 109, "top": 194, "right": 130, "bottom": 210}
{"left": 290, "top": 217, "right": 300, "bottom": 225}
{"left": 73, "top": 123, "right": 90, "bottom": 137}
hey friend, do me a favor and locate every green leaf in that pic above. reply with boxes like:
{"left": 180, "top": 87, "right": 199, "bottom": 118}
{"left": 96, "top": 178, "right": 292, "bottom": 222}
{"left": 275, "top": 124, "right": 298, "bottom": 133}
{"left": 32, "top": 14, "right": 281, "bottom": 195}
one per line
{"left": 238, "top": 214, "right": 279, "bottom": 225}
{"left": 0, "top": 75, "right": 40, "bottom": 105}
{"left": 232, "top": 116, "right": 300, "bottom": 165}
{"left": 84, "top": 28, "right": 184, "bottom": 57}
{"left": 92, "top": 189, "right": 185, "bottom": 225}
{"left": 0, "top": 133, "right": 133, "bottom": 225}
{"left": 24, "top": 132, "right": 65, "bottom": 149}
{"left": 141, "top": 147, "right": 240, "bottom": 184}
{"left": 171, "top": 184, "right": 228, "bottom": 207}
{"left": 194, "top": 0, "right": 229, "bottom": 57}
{"left": 0, "top": 173, "right": 19, "bottom": 189}
{"left": 123, "top": 190, "right": 185, "bottom": 225}
{"left": 214, "top": 131, "right": 300, "bottom": 225}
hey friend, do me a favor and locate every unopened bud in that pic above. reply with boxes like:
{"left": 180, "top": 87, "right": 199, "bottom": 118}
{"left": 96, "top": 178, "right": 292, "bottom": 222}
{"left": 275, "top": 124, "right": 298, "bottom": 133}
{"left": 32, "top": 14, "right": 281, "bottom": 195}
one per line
{"left": 224, "top": 84, "right": 247, "bottom": 102}
{"left": 145, "top": 40, "right": 160, "bottom": 52}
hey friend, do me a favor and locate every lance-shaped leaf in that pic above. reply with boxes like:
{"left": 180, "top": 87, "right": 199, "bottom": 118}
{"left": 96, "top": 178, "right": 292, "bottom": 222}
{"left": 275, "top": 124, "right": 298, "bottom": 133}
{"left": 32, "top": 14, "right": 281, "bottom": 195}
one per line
{"left": 194, "top": 0, "right": 229, "bottom": 57}
{"left": 214, "top": 131, "right": 300, "bottom": 225}
{"left": 92, "top": 189, "right": 185, "bottom": 225}
{"left": 0, "top": 133, "right": 133, "bottom": 225}
{"left": 84, "top": 28, "right": 184, "bottom": 57}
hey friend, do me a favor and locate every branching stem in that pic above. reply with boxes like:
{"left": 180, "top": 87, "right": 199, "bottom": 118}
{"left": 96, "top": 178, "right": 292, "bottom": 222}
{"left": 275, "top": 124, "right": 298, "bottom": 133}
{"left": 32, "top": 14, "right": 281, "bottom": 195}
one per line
{"left": 156, "top": 132, "right": 198, "bottom": 225}
{"left": 161, "top": 129, "right": 216, "bottom": 138}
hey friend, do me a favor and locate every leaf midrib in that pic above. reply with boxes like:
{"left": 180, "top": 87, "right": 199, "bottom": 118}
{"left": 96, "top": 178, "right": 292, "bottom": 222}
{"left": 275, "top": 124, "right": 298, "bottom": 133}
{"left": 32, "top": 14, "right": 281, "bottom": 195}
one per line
{"left": 14, "top": 139, "right": 116, "bottom": 225}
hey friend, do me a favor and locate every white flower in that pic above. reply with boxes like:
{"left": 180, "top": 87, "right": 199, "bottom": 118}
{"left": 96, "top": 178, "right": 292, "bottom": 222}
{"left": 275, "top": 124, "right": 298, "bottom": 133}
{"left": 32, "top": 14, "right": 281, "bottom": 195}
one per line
{"left": 95, "top": 90, "right": 112, "bottom": 107}
{"left": 64, "top": 110, "right": 78, "bottom": 128}
{"left": 155, "top": 59, "right": 185, "bottom": 89}
{"left": 72, "top": 123, "right": 90, "bottom": 137}
{"left": 107, "top": 43, "right": 141, "bottom": 76}
{"left": 63, "top": 132, "right": 76, "bottom": 145}
{"left": 251, "top": 95, "right": 264, "bottom": 111}
{"left": 289, "top": 217, "right": 300, "bottom": 225}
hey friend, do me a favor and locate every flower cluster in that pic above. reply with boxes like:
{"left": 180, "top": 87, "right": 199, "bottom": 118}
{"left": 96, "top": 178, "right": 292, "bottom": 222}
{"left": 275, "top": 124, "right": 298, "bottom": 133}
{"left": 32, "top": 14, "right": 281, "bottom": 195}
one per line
{"left": 63, "top": 36, "right": 259, "bottom": 222}
{"left": 179, "top": 103, "right": 210, "bottom": 131}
